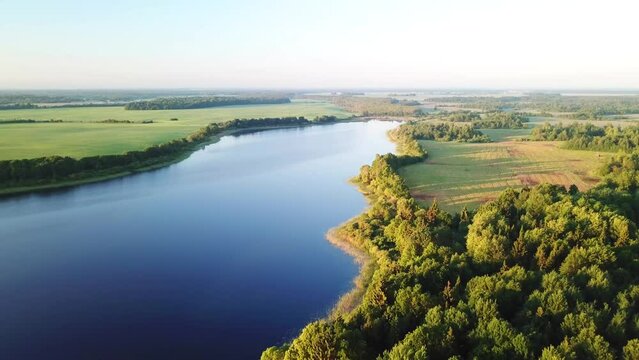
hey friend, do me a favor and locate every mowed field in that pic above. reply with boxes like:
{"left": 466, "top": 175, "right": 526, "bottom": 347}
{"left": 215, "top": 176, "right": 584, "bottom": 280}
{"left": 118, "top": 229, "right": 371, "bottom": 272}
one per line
{"left": 400, "top": 129, "right": 609, "bottom": 212}
{"left": 0, "top": 100, "right": 350, "bottom": 160}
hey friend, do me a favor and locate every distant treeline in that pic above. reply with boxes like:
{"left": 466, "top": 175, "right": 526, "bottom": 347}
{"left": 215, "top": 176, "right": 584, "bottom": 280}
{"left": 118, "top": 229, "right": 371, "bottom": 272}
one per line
{"left": 432, "top": 110, "right": 482, "bottom": 122}
{"left": 0, "top": 115, "right": 337, "bottom": 188}
{"left": 308, "top": 95, "right": 421, "bottom": 117}
{"left": 427, "top": 94, "right": 639, "bottom": 119}
{"left": 97, "top": 119, "right": 154, "bottom": 124}
{"left": 0, "top": 119, "right": 64, "bottom": 124}
{"left": 124, "top": 96, "right": 290, "bottom": 110}
{"left": 0, "top": 90, "right": 293, "bottom": 105}
{"left": 390, "top": 99, "right": 420, "bottom": 106}
{"left": 0, "top": 103, "right": 124, "bottom": 110}
{"left": 531, "top": 122, "right": 639, "bottom": 152}
{"left": 473, "top": 111, "right": 529, "bottom": 129}
{"left": 393, "top": 122, "right": 490, "bottom": 143}
{"left": 426, "top": 110, "right": 529, "bottom": 129}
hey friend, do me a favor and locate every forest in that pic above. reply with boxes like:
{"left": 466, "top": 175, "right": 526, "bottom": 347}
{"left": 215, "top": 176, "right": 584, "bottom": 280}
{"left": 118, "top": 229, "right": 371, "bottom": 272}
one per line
{"left": 307, "top": 95, "right": 421, "bottom": 117}
{"left": 262, "top": 120, "right": 639, "bottom": 360}
{"left": 0, "top": 116, "right": 337, "bottom": 190}
{"left": 531, "top": 122, "right": 639, "bottom": 152}
{"left": 124, "top": 96, "right": 290, "bottom": 110}
{"left": 391, "top": 122, "right": 491, "bottom": 143}
{"left": 421, "top": 110, "right": 528, "bottom": 129}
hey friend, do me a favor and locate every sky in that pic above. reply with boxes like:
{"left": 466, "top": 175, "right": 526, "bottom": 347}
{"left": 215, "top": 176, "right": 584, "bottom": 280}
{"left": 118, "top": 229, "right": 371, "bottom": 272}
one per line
{"left": 1, "top": 0, "right": 638, "bottom": 89}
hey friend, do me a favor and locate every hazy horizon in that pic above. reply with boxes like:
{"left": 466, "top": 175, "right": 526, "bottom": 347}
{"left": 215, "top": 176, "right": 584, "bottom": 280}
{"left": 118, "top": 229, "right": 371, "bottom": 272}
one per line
{"left": 2, "top": 0, "right": 638, "bottom": 89}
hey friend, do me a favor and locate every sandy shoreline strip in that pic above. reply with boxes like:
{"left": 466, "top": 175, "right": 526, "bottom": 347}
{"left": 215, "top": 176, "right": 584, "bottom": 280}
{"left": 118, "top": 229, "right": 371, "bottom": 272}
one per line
{"left": 325, "top": 225, "right": 375, "bottom": 317}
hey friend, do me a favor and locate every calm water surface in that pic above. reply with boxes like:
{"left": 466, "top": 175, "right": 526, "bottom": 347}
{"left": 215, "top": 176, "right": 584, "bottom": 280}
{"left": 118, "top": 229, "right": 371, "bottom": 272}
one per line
{"left": 0, "top": 121, "right": 397, "bottom": 359}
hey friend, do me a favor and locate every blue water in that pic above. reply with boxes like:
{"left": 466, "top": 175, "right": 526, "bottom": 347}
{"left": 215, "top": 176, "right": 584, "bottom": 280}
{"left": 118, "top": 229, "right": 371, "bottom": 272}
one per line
{"left": 0, "top": 121, "right": 397, "bottom": 359}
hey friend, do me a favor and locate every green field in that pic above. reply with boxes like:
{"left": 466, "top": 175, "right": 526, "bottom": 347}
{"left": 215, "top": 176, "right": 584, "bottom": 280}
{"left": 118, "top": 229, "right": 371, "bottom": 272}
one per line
{"left": 0, "top": 100, "right": 350, "bottom": 160}
{"left": 400, "top": 130, "right": 608, "bottom": 212}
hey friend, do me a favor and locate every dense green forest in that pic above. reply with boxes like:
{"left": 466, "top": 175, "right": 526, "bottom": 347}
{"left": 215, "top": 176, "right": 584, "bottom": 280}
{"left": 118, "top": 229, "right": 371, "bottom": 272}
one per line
{"left": 421, "top": 110, "right": 528, "bottom": 129}
{"left": 392, "top": 122, "right": 490, "bottom": 143}
{"left": 262, "top": 121, "right": 639, "bottom": 360}
{"left": 473, "top": 111, "right": 529, "bottom": 129}
{"left": 124, "top": 96, "right": 290, "bottom": 110}
{"left": 429, "top": 111, "right": 482, "bottom": 123}
{"left": 531, "top": 123, "right": 639, "bottom": 152}
{"left": 0, "top": 116, "right": 337, "bottom": 190}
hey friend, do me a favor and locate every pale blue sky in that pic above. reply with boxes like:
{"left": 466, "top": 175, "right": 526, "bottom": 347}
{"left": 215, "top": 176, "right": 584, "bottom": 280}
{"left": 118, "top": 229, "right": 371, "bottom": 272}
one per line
{"left": 1, "top": 0, "right": 638, "bottom": 89}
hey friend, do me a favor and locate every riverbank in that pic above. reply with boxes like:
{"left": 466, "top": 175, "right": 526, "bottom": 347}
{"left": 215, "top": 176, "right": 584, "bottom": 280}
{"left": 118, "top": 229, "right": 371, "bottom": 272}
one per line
{"left": 0, "top": 120, "right": 402, "bottom": 359}
{"left": 325, "top": 226, "right": 376, "bottom": 317}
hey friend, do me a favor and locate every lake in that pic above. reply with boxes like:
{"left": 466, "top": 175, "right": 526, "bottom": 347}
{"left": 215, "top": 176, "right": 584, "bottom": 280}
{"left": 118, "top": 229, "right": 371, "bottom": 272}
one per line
{"left": 0, "top": 120, "right": 398, "bottom": 359}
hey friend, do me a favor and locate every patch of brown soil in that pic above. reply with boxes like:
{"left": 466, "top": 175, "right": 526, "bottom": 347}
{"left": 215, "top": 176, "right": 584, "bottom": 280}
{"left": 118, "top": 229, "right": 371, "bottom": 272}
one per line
{"left": 517, "top": 174, "right": 540, "bottom": 186}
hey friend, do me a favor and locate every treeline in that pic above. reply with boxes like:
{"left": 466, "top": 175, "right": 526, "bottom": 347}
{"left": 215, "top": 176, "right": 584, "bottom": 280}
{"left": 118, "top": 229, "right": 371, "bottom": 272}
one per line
{"left": 426, "top": 110, "right": 481, "bottom": 122}
{"left": 124, "top": 96, "right": 290, "bottom": 110}
{"left": 392, "top": 122, "right": 490, "bottom": 143}
{"left": 0, "top": 116, "right": 337, "bottom": 188}
{"left": 0, "top": 119, "right": 63, "bottom": 124}
{"left": 0, "top": 103, "right": 124, "bottom": 110}
{"left": 421, "top": 110, "right": 528, "bottom": 129}
{"left": 390, "top": 99, "right": 420, "bottom": 106}
{"left": 263, "top": 119, "right": 639, "bottom": 359}
{"left": 0, "top": 90, "right": 277, "bottom": 105}
{"left": 0, "top": 103, "right": 39, "bottom": 110}
{"left": 531, "top": 122, "right": 639, "bottom": 152}
{"left": 426, "top": 94, "right": 639, "bottom": 118}
{"left": 307, "top": 95, "right": 421, "bottom": 117}
{"left": 472, "top": 111, "right": 529, "bottom": 129}
{"left": 97, "top": 119, "right": 154, "bottom": 124}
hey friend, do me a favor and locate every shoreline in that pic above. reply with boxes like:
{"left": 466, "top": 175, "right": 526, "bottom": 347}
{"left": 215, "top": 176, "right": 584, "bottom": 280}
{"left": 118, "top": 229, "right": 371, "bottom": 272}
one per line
{"left": 325, "top": 225, "right": 375, "bottom": 317}
{"left": 0, "top": 119, "right": 386, "bottom": 198}
{"left": 324, "top": 125, "right": 402, "bottom": 319}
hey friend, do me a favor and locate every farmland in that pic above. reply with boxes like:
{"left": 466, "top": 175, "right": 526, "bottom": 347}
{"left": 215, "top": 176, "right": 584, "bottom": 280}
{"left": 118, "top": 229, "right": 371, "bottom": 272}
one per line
{"left": 399, "top": 129, "right": 609, "bottom": 212}
{"left": 0, "top": 100, "right": 350, "bottom": 160}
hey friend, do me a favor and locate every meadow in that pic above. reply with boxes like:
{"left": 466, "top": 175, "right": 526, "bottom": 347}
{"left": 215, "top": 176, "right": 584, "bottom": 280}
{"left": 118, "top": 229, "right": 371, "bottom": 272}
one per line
{"left": 400, "top": 128, "right": 609, "bottom": 212}
{"left": 0, "top": 100, "right": 350, "bottom": 160}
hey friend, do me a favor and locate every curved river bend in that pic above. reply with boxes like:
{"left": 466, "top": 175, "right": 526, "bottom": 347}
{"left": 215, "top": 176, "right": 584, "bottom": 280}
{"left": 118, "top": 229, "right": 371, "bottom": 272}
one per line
{"left": 0, "top": 120, "right": 397, "bottom": 359}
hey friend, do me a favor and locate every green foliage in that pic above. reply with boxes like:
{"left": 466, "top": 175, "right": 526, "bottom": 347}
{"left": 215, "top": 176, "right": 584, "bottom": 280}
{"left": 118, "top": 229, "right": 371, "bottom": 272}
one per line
{"left": 264, "top": 121, "right": 639, "bottom": 359}
{"left": 424, "top": 110, "right": 481, "bottom": 122}
{"left": 623, "top": 339, "right": 639, "bottom": 360}
{"left": 392, "top": 121, "right": 490, "bottom": 143}
{"left": 124, "top": 96, "right": 290, "bottom": 110}
{"left": 473, "top": 111, "right": 529, "bottom": 129}
{"left": 282, "top": 320, "right": 367, "bottom": 360}
{"left": 531, "top": 122, "right": 639, "bottom": 153}
{"left": 309, "top": 95, "right": 420, "bottom": 116}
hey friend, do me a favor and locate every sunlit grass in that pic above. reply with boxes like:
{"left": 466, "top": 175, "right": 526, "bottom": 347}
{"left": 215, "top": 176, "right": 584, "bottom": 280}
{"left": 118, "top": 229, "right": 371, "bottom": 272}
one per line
{"left": 0, "top": 100, "right": 351, "bottom": 160}
{"left": 399, "top": 130, "right": 608, "bottom": 212}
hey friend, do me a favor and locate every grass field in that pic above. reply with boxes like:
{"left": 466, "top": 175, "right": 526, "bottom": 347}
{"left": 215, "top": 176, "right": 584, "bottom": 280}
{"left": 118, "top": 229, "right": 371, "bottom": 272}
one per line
{"left": 0, "top": 100, "right": 351, "bottom": 160}
{"left": 400, "top": 132, "right": 609, "bottom": 212}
